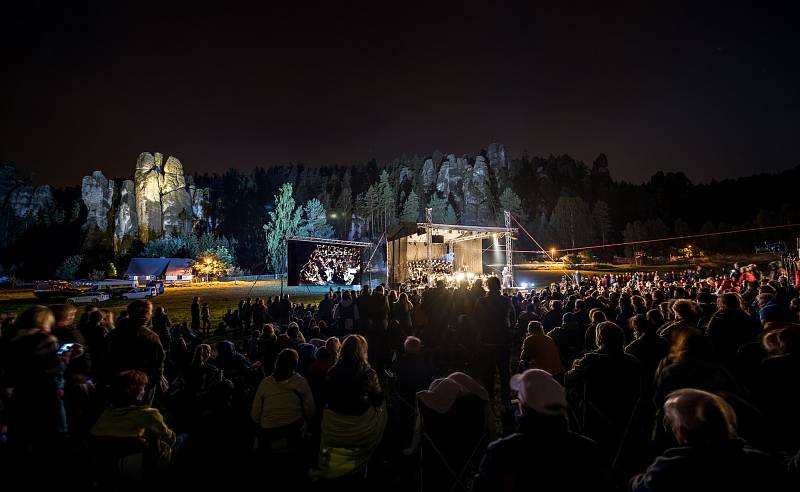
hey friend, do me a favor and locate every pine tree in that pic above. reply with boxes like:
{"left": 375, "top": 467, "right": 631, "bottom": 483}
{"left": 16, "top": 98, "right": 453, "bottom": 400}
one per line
{"left": 426, "top": 195, "right": 449, "bottom": 223}
{"left": 446, "top": 203, "right": 458, "bottom": 224}
{"left": 378, "top": 170, "right": 395, "bottom": 232}
{"left": 592, "top": 200, "right": 612, "bottom": 246}
{"left": 299, "top": 198, "right": 334, "bottom": 238}
{"left": 263, "top": 183, "right": 303, "bottom": 273}
{"left": 498, "top": 187, "right": 525, "bottom": 223}
{"left": 401, "top": 189, "right": 420, "bottom": 222}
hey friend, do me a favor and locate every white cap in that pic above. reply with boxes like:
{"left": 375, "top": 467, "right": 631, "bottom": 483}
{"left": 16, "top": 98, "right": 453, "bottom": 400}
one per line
{"left": 510, "top": 369, "right": 567, "bottom": 416}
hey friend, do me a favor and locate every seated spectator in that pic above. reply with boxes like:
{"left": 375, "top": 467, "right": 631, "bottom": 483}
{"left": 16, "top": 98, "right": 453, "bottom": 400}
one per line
{"left": 753, "top": 326, "right": 800, "bottom": 452}
{"left": 314, "top": 334, "right": 387, "bottom": 479}
{"left": 629, "top": 388, "right": 784, "bottom": 491}
{"left": 169, "top": 344, "right": 233, "bottom": 426}
{"left": 625, "top": 313, "right": 669, "bottom": 395}
{"left": 251, "top": 348, "right": 314, "bottom": 449}
{"left": 91, "top": 370, "right": 179, "bottom": 469}
{"left": 658, "top": 300, "right": 702, "bottom": 343}
{"left": 706, "top": 292, "right": 761, "bottom": 366}
{"left": 393, "top": 336, "right": 436, "bottom": 406}
{"left": 474, "top": 369, "right": 612, "bottom": 491}
{"left": 565, "top": 321, "right": 641, "bottom": 454}
{"left": 653, "top": 331, "right": 739, "bottom": 410}
{"left": 584, "top": 308, "right": 608, "bottom": 352}
{"left": 548, "top": 312, "right": 584, "bottom": 368}
{"left": 520, "top": 321, "right": 564, "bottom": 377}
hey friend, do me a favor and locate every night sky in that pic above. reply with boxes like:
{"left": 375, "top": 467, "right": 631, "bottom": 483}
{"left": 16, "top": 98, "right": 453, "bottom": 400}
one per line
{"left": 3, "top": 1, "right": 800, "bottom": 187}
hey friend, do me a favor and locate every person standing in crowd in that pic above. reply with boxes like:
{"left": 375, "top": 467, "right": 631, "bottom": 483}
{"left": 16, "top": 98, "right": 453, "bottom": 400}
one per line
{"left": 200, "top": 302, "right": 211, "bottom": 335}
{"left": 474, "top": 369, "right": 613, "bottom": 491}
{"left": 190, "top": 297, "right": 201, "bottom": 331}
{"left": 106, "top": 300, "right": 166, "bottom": 405}
{"left": 473, "top": 276, "right": 515, "bottom": 402}
{"left": 151, "top": 306, "right": 172, "bottom": 362}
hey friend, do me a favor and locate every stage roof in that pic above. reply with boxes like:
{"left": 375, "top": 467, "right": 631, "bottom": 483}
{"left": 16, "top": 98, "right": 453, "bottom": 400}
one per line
{"left": 388, "top": 222, "right": 518, "bottom": 244}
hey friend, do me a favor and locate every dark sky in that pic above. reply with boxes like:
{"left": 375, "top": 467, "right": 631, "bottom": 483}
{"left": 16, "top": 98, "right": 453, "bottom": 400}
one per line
{"left": 2, "top": 1, "right": 800, "bottom": 187}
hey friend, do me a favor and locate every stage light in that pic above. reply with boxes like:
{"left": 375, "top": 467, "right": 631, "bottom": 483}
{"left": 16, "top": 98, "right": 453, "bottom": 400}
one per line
{"left": 549, "top": 248, "right": 556, "bottom": 257}
{"left": 329, "top": 212, "right": 338, "bottom": 219}
{"left": 521, "top": 282, "right": 529, "bottom": 289}
{"left": 455, "top": 272, "right": 465, "bottom": 281}
{"left": 467, "top": 272, "right": 475, "bottom": 280}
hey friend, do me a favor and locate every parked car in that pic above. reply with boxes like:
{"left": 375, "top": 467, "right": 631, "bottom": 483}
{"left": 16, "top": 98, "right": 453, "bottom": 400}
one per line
{"left": 66, "top": 291, "right": 111, "bottom": 304}
{"left": 121, "top": 288, "right": 155, "bottom": 300}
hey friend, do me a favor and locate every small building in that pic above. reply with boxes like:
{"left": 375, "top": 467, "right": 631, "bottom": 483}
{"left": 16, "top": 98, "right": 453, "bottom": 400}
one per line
{"left": 126, "top": 257, "right": 194, "bottom": 284}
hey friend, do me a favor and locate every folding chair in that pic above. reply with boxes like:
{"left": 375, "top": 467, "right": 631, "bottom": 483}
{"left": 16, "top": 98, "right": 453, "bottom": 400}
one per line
{"left": 418, "top": 394, "right": 488, "bottom": 492}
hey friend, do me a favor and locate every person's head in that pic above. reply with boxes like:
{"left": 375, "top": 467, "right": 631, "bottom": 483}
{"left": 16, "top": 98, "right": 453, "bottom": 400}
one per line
{"left": 663, "top": 388, "right": 737, "bottom": 446}
{"left": 672, "top": 299, "right": 699, "bottom": 321}
{"left": 154, "top": 306, "right": 166, "bottom": 316}
{"left": 110, "top": 369, "right": 149, "bottom": 407}
{"left": 262, "top": 323, "right": 275, "bottom": 337}
{"left": 550, "top": 299, "right": 562, "bottom": 311}
{"left": 669, "top": 330, "right": 712, "bottom": 362}
{"left": 510, "top": 369, "right": 567, "bottom": 419}
{"left": 339, "top": 334, "right": 368, "bottom": 365}
{"left": 631, "top": 314, "right": 654, "bottom": 338}
{"left": 15, "top": 305, "right": 55, "bottom": 332}
{"left": 326, "top": 337, "right": 341, "bottom": 360}
{"left": 387, "top": 290, "right": 398, "bottom": 304}
{"left": 193, "top": 296, "right": 199, "bottom": 303}
{"left": 486, "top": 276, "right": 501, "bottom": 293}
{"left": 274, "top": 348, "right": 299, "bottom": 381}
{"left": 561, "top": 312, "right": 576, "bottom": 326}
{"left": 127, "top": 300, "right": 153, "bottom": 324}
{"left": 404, "top": 336, "right": 422, "bottom": 354}
{"left": 589, "top": 308, "right": 607, "bottom": 324}
{"left": 374, "top": 285, "right": 385, "bottom": 296}
{"left": 192, "top": 343, "right": 213, "bottom": 368}
{"left": 51, "top": 303, "right": 77, "bottom": 326}
{"left": 342, "top": 290, "right": 352, "bottom": 301}
{"left": 595, "top": 321, "right": 625, "bottom": 352}
{"left": 527, "top": 320, "right": 545, "bottom": 335}
{"left": 756, "top": 293, "right": 775, "bottom": 309}
{"left": 718, "top": 292, "right": 744, "bottom": 311}
{"left": 287, "top": 322, "right": 300, "bottom": 338}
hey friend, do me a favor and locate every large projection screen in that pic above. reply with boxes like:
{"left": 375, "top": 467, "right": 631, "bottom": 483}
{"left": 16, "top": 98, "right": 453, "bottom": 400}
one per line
{"left": 287, "top": 239, "right": 367, "bottom": 286}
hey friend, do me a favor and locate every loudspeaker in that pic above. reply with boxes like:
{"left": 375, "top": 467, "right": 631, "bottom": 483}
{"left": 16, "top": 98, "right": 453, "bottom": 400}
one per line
{"left": 432, "top": 235, "right": 444, "bottom": 243}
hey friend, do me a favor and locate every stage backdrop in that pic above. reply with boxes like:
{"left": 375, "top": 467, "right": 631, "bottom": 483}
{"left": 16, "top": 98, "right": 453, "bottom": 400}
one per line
{"left": 287, "top": 239, "right": 367, "bottom": 286}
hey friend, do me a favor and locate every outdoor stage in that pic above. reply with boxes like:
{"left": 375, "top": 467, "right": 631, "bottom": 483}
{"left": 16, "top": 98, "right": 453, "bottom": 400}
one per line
{"left": 387, "top": 214, "right": 518, "bottom": 289}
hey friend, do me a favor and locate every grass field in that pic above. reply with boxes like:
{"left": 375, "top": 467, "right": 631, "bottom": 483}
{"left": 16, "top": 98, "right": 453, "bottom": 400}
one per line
{"left": 0, "top": 280, "right": 325, "bottom": 325}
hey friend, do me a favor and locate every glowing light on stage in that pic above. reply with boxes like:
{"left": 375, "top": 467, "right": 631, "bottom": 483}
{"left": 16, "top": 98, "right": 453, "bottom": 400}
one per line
{"left": 467, "top": 272, "right": 475, "bottom": 280}
{"left": 455, "top": 272, "right": 465, "bottom": 282}
{"left": 521, "top": 282, "right": 529, "bottom": 289}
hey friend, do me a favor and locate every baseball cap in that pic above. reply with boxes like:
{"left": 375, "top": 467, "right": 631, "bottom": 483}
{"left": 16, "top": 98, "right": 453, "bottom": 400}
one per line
{"left": 510, "top": 369, "right": 567, "bottom": 416}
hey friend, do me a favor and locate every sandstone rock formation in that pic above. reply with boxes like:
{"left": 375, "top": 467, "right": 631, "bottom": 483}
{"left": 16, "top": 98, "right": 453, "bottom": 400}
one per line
{"left": 81, "top": 171, "right": 115, "bottom": 231}
{"left": 80, "top": 152, "right": 210, "bottom": 250}
{"left": 114, "top": 180, "right": 138, "bottom": 253}
{"left": 421, "top": 158, "right": 436, "bottom": 194}
{"left": 461, "top": 155, "right": 492, "bottom": 225}
{"left": 7, "top": 185, "right": 55, "bottom": 219}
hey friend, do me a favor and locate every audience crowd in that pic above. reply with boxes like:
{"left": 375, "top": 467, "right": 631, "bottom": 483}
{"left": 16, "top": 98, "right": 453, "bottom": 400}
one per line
{"left": 1, "top": 263, "right": 799, "bottom": 490}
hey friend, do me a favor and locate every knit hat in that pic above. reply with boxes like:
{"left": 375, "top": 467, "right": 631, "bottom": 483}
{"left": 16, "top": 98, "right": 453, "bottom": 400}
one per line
{"left": 510, "top": 369, "right": 567, "bottom": 416}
